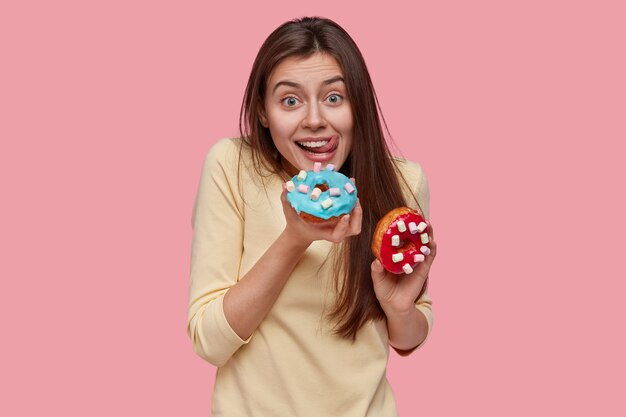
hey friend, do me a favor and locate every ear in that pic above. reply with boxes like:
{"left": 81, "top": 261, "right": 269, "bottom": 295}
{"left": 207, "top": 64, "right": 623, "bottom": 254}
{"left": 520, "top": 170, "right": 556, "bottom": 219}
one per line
{"left": 257, "top": 101, "right": 269, "bottom": 128}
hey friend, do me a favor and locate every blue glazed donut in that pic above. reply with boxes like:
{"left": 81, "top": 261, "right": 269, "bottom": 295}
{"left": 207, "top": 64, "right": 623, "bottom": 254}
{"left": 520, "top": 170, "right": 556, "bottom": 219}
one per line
{"left": 286, "top": 164, "right": 357, "bottom": 222}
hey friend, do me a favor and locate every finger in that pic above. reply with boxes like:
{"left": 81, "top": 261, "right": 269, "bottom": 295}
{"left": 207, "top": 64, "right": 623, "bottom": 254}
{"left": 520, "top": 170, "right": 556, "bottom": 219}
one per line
{"left": 426, "top": 220, "right": 434, "bottom": 240}
{"left": 347, "top": 199, "right": 363, "bottom": 236}
{"left": 370, "top": 259, "right": 386, "bottom": 285}
{"left": 424, "top": 221, "right": 435, "bottom": 255}
{"left": 416, "top": 240, "right": 436, "bottom": 274}
{"left": 280, "top": 184, "right": 300, "bottom": 221}
{"left": 330, "top": 214, "right": 351, "bottom": 242}
{"left": 426, "top": 239, "right": 437, "bottom": 260}
{"left": 280, "top": 185, "right": 289, "bottom": 208}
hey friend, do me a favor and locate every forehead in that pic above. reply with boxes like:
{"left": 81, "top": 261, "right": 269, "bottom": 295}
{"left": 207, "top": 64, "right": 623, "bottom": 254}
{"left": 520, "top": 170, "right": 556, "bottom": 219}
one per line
{"left": 267, "top": 53, "right": 344, "bottom": 86}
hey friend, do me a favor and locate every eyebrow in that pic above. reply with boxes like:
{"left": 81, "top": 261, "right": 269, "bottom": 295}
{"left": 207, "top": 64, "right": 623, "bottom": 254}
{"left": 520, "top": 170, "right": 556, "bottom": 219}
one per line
{"left": 271, "top": 76, "right": 345, "bottom": 94}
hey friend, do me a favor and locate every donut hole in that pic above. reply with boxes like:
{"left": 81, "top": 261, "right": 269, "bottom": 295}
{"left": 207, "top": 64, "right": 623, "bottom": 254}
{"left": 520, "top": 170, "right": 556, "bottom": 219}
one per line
{"left": 397, "top": 240, "right": 416, "bottom": 253}
{"left": 314, "top": 183, "right": 329, "bottom": 192}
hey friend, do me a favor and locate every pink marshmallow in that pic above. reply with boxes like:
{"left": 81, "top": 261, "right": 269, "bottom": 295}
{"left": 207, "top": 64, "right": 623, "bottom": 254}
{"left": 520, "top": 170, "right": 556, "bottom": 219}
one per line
{"left": 297, "top": 184, "right": 310, "bottom": 194}
{"left": 344, "top": 182, "right": 355, "bottom": 194}
{"left": 329, "top": 187, "right": 340, "bottom": 196}
{"left": 313, "top": 162, "right": 322, "bottom": 173}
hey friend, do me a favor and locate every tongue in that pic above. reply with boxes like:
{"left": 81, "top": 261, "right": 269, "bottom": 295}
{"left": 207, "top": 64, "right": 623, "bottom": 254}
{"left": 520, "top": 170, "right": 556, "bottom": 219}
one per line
{"left": 303, "top": 140, "right": 335, "bottom": 154}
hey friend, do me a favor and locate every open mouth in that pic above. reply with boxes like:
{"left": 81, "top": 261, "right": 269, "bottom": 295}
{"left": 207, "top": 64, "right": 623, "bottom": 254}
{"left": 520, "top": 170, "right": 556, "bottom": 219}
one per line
{"left": 295, "top": 136, "right": 338, "bottom": 154}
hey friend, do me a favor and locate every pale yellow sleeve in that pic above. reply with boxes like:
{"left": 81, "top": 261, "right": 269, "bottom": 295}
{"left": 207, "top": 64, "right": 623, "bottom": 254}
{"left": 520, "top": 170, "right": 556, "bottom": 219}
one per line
{"left": 414, "top": 291, "right": 434, "bottom": 348}
{"left": 187, "top": 139, "right": 250, "bottom": 367}
{"left": 413, "top": 161, "right": 433, "bottom": 347}
{"left": 402, "top": 159, "right": 430, "bottom": 220}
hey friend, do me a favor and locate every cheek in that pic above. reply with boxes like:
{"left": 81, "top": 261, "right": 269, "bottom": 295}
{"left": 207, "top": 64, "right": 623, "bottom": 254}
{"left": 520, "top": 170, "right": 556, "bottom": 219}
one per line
{"left": 337, "top": 106, "right": 354, "bottom": 132}
{"left": 268, "top": 109, "right": 299, "bottom": 135}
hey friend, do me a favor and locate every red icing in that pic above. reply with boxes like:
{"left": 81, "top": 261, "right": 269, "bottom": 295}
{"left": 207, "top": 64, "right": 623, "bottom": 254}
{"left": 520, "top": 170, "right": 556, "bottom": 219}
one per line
{"left": 378, "top": 211, "right": 428, "bottom": 274}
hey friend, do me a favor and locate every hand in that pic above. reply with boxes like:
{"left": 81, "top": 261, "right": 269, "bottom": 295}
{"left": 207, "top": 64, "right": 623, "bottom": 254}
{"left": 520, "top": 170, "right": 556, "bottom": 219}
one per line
{"left": 280, "top": 185, "right": 362, "bottom": 245}
{"left": 371, "top": 221, "right": 437, "bottom": 315}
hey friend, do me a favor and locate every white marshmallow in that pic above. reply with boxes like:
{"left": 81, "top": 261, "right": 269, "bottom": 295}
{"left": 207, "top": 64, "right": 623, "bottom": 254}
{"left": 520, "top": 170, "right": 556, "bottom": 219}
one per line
{"left": 413, "top": 254, "right": 425, "bottom": 263}
{"left": 310, "top": 188, "right": 322, "bottom": 200}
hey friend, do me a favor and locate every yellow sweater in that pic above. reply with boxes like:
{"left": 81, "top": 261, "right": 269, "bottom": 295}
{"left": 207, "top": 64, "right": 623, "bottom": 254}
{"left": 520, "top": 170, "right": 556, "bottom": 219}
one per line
{"left": 187, "top": 138, "right": 433, "bottom": 416}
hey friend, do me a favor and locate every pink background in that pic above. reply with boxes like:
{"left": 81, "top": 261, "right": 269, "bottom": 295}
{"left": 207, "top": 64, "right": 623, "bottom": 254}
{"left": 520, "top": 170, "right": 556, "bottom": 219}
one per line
{"left": 2, "top": 0, "right": 625, "bottom": 415}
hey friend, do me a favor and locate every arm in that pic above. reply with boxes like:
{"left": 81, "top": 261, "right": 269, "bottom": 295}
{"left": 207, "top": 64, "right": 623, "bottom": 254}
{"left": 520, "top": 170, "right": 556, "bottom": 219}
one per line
{"left": 187, "top": 140, "right": 247, "bottom": 366}
{"left": 187, "top": 140, "right": 362, "bottom": 365}
{"left": 371, "top": 160, "right": 435, "bottom": 353}
{"left": 223, "top": 188, "right": 361, "bottom": 340}
{"left": 385, "top": 298, "right": 430, "bottom": 352}
{"left": 371, "top": 239, "right": 436, "bottom": 352}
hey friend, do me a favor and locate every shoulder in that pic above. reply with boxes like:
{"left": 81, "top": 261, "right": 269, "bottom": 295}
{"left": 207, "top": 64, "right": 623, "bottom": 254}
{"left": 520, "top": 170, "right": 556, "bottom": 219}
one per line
{"left": 392, "top": 156, "right": 427, "bottom": 186}
{"left": 391, "top": 156, "right": 430, "bottom": 218}
{"left": 205, "top": 138, "right": 242, "bottom": 166}
{"left": 202, "top": 137, "right": 255, "bottom": 179}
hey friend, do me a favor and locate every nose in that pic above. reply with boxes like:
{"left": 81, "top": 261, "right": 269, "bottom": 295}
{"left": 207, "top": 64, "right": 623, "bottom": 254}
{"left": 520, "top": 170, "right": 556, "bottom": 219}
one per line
{"left": 302, "top": 102, "right": 327, "bottom": 130}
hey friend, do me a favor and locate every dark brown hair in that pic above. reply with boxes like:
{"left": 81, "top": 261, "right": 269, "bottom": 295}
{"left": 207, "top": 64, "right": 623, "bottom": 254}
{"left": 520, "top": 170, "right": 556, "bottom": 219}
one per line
{"left": 239, "top": 17, "right": 424, "bottom": 339}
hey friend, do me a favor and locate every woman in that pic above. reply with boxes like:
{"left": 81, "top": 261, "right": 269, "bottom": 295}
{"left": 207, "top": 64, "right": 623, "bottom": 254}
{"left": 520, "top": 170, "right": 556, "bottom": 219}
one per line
{"left": 187, "top": 16, "right": 436, "bottom": 416}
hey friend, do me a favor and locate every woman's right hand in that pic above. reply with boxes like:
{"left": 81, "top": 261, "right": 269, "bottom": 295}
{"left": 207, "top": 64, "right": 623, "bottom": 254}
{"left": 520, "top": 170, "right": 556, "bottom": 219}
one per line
{"left": 280, "top": 185, "right": 362, "bottom": 245}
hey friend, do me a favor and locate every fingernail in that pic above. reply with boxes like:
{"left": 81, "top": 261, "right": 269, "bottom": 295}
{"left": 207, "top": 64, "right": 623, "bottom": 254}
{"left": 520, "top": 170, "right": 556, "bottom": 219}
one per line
{"left": 373, "top": 259, "right": 383, "bottom": 271}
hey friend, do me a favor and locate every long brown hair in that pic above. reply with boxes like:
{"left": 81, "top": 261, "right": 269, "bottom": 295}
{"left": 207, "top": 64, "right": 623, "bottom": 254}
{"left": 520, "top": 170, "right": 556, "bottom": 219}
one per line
{"left": 239, "top": 17, "right": 422, "bottom": 339}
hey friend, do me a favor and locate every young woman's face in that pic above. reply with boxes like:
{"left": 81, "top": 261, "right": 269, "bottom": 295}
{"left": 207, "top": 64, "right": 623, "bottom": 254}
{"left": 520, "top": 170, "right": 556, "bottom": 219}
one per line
{"left": 261, "top": 53, "right": 353, "bottom": 175}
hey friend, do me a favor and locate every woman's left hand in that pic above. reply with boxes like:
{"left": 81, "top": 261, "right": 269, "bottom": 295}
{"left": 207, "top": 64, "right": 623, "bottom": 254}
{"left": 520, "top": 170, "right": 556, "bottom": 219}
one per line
{"left": 370, "top": 221, "right": 437, "bottom": 315}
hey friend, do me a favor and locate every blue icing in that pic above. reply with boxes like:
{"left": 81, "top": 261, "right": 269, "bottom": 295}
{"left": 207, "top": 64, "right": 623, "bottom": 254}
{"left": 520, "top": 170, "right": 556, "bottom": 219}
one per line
{"left": 287, "top": 169, "right": 357, "bottom": 220}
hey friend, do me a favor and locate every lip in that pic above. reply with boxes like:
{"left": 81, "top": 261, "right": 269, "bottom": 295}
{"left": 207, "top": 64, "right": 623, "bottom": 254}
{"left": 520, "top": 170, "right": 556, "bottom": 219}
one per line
{"left": 294, "top": 135, "right": 339, "bottom": 163}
